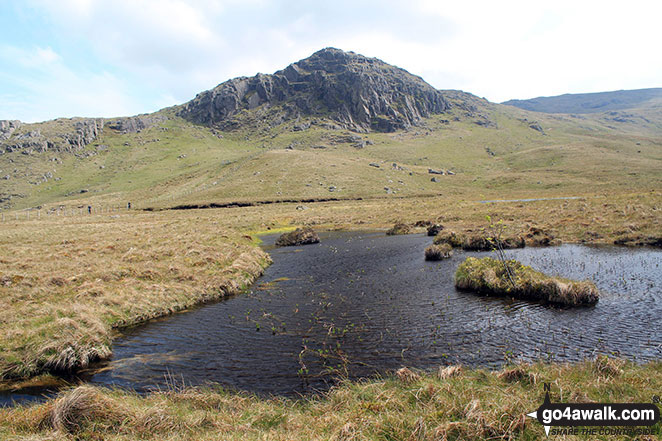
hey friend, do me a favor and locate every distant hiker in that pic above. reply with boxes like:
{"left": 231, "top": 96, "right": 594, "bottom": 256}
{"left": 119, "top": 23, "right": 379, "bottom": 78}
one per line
{"left": 87, "top": 205, "right": 91, "bottom": 214}
{"left": 127, "top": 202, "right": 131, "bottom": 210}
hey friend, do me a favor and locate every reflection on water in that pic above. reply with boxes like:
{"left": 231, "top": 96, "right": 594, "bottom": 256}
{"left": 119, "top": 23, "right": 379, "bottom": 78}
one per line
{"left": 87, "top": 231, "right": 661, "bottom": 396}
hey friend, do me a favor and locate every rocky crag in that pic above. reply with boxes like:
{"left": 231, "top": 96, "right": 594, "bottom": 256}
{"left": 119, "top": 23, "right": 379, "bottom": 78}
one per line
{"left": 0, "top": 118, "right": 103, "bottom": 155}
{"left": 178, "top": 48, "right": 451, "bottom": 132}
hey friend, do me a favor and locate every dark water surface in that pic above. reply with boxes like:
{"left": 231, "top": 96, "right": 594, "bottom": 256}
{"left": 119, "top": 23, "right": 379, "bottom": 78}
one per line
{"left": 83, "top": 231, "right": 661, "bottom": 396}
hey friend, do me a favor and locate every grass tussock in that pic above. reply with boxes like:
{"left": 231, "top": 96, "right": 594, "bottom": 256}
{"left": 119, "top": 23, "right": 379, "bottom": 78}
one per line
{"left": 426, "top": 224, "right": 444, "bottom": 236}
{"left": 386, "top": 222, "right": 411, "bottom": 235}
{"left": 455, "top": 257, "right": 600, "bottom": 305}
{"left": 424, "top": 243, "right": 453, "bottom": 261}
{"left": 0, "top": 212, "right": 271, "bottom": 380}
{"left": 1, "top": 359, "right": 660, "bottom": 440}
{"left": 274, "top": 227, "right": 320, "bottom": 246}
{"left": 434, "top": 230, "right": 525, "bottom": 250}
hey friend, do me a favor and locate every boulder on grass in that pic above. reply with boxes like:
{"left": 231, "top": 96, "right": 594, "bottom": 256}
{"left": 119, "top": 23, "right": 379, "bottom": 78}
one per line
{"left": 275, "top": 227, "right": 320, "bottom": 247}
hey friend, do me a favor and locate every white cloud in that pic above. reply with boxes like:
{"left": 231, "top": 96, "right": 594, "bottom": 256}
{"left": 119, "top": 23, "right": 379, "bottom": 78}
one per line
{"left": 3, "top": 0, "right": 661, "bottom": 121}
{"left": 0, "top": 45, "right": 141, "bottom": 122}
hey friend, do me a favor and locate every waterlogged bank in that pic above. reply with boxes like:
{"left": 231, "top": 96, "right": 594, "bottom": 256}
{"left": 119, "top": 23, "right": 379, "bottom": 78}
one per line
{"left": 0, "top": 214, "right": 271, "bottom": 383}
{"left": 1, "top": 359, "right": 660, "bottom": 440}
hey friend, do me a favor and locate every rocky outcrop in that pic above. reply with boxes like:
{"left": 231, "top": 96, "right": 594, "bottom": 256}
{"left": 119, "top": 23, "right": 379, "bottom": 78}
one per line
{"left": 106, "top": 115, "right": 166, "bottom": 134}
{"left": 1, "top": 118, "right": 103, "bottom": 154}
{"left": 179, "top": 48, "right": 450, "bottom": 132}
{"left": 0, "top": 120, "right": 21, "bottom": 140}
{"left": 63, "top": 119, "right": 103, "bottom": 151}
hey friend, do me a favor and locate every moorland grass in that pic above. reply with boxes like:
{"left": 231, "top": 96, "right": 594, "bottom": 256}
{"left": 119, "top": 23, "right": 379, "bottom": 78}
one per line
{"left": 1, "top": 189, "right": 657, "bottom": 382}
{"left": 274, "top": 227, "right": 320, "bottom": 246}
{"left": 455, "top": 256, "right": 600, "bottom": 305}
{"left": 0, "top": 212, "right": 270, "bottom": 380}
{"left": 424, "top": 243, "right": 453, "bottom": 261}
{"left": 1, "top": 358, "right": 659, "bottom": 440}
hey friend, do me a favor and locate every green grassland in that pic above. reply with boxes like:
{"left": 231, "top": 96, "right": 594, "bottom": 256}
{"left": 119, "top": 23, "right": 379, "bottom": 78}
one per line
{"left": 1, "top": 96, "right": 660, "bottom": 214}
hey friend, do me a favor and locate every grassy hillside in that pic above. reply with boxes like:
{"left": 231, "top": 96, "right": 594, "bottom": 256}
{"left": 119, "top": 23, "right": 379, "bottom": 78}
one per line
{"left": 1, "top": 97, "right": 660, "bottom": 214}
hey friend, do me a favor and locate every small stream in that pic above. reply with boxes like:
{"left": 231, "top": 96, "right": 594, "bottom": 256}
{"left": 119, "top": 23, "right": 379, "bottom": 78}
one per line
{"left": 3, "top": 231, "right": 661, "bottom": 404}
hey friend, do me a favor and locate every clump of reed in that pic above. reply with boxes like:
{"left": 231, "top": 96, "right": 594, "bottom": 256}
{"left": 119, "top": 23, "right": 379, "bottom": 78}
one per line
{"left": 433, "top": 230, "right": 525, "bottom": 250}
{"left": 386, "top": 222, "right": 411, "bottom": 235}
{"left": 424, "top": 243, "right": 453, "bottom": 261}
{"left": 455, "top": 257, "right": 600, "bottom": 306}
{"left": 2, "top": 359, "right": 659, "bottom": 440}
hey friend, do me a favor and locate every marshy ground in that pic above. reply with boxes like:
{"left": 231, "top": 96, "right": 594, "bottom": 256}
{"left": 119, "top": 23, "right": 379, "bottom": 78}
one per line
{"left": 0, "top": 189, "right": 661, "bottom": 439}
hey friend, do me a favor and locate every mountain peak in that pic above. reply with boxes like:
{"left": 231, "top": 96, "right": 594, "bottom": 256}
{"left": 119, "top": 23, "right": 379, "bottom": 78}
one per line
{"left": 178, "top": 48, "right": 450, "bottom": 132}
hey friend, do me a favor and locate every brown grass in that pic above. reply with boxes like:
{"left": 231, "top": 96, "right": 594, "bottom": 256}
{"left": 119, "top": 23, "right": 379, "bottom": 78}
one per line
{"left": 274, "top": 227, "right": 320, "bottom": 246}
{"left": 455, "top": 257, "right": 600, "bottom": 306}
{"left": 1, "top": 359, "right": 659, "bottom": 440}
{"left": 424, "top": 243, "right": 453, "bottom": 261}
{"left": 386, "top": 222, "right": 411, "bottom": 235}
{"left": 0, "top": 211, "right": 271, "bottom": 380}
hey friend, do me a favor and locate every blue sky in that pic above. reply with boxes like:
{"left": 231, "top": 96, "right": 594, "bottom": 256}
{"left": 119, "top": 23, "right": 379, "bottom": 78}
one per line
{"left": 1, "top": 0, "right": 660, "bottom": 122}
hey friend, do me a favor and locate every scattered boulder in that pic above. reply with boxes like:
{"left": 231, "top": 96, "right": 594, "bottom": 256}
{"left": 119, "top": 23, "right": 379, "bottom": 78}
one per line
{"left": 428, "top": 168, "right": 444, "bottom": 175}
{"left": 430, "top": 177, "right": 439, "bottom": 183}
{"left": 275, "top": 227, "right": 320, "bottom": 247}
{"left": 386, "top": 223, "right": 410, "bottom": 236}
{"left": 425, "top": 243, "right": 453, "bottom": 261}
{"left": 369, "top": 162, "right": 380, "bottom": 168}
{"left": 528, "top": 122, "right": 545, "bottom": 134}
{"left": 292, "top": 121, "right": 310, "bottom": 131}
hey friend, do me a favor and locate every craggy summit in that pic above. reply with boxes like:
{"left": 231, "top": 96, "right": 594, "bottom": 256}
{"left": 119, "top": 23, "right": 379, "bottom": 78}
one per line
{"left": 179, "top": 48, "right": 450, "bottom": 132}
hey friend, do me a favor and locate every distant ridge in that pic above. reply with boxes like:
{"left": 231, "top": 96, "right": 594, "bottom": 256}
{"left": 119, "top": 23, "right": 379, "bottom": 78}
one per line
{"left": 502, "top": 88, "right": 662, "bottom": 114}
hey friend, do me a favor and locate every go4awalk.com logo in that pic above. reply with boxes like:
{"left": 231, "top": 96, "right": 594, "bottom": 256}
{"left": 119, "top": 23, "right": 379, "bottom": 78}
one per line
{"left": 526, "top": 383, "right": 660, "bottom": 437}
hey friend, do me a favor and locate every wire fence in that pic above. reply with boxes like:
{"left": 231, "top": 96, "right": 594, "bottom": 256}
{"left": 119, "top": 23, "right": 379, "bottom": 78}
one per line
{"left": 0, "top": 203, "right": 137, "bottom": 222}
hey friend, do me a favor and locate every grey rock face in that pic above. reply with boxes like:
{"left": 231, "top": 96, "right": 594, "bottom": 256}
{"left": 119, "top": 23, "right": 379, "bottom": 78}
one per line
{"left": 179, "top": 48, "right": 450, "bottom": 132}
{"left": 0, "top": 120, "right": 21, "bottom": 140}
{"left": 106, "top": 115, "right": 166, "bottom": 134}
{"left": 1, "top": 118, "right": 103, "bottom": 154}
{"left": 528, "top": 122, "right": 545, "bottom": 134}
{"left": 63, "top": 119, "right": 104, "bottom": 151}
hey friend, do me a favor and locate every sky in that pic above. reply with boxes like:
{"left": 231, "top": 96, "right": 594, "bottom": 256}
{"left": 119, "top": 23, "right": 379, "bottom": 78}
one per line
{"left": 1, "top": 0, "right": 660, "bottom": 123}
